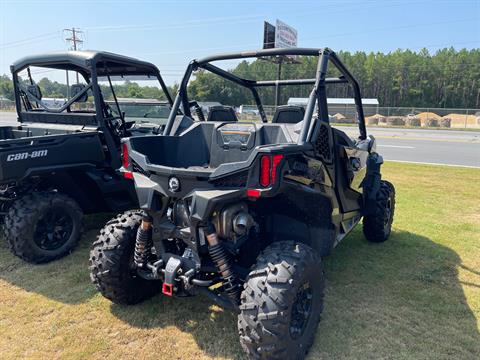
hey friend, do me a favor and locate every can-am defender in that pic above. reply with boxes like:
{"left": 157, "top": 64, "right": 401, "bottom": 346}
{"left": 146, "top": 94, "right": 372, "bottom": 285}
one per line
{"left": 90, "top": 48, "right": 395, "bottom": 359}
{"left": 1, "top": 51, "right": 174, "bottom": 263}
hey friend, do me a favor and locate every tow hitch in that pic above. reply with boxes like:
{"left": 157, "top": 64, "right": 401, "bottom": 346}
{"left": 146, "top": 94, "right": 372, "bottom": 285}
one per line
{"left": 162, "top": 257, "right": 182, "bottom": 296}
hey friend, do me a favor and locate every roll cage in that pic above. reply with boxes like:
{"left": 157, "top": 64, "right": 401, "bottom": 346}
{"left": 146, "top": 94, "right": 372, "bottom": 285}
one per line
{"left": 10, "top": 51, "right": 174, "bottom": 125}
{"left": 164, "top": 47, "right": 367, "bottom": 141}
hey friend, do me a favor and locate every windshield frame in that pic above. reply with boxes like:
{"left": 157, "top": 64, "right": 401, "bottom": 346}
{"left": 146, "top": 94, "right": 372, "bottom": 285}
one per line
{"left": 107, "top": 98, "right": 172, "bottom": 126}
{"left": 11, "top": 52, "right": 174, "bottom": 126}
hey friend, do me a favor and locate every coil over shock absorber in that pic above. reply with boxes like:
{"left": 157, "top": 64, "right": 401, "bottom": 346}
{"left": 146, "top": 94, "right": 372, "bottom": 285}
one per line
{"left": 205, "top": 224, "right": 240, "bottom": 304}
{"left": 194, "top": 105, "right": 205, "bottom": 122}
{"left": 134, "top": 213, "right": 153, "bottom": 268}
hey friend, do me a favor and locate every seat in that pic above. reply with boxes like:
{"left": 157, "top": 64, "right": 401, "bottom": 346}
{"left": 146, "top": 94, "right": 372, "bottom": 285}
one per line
{"left": 207, "top": 105, "right": 238, "bottom": 122}
{"left": 27, "top": 84, "right": 42, "bottom": 100}
{"left": 332, "top": 128, "right": 355, "bottom": 147}
{"left": 272, "top": 105, "right": 305, "bottom": 124}
{"left": 70, "top": 84, "right": 88, "bottom": 102}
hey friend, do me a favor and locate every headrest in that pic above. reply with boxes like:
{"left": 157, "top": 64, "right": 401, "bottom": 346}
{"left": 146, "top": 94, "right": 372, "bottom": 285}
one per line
{"left": 71, "top": 84, "right": 88, "bottom": 102}
{"left": 272, "top": 105, "right": 305, "bottom": 124}
{"left": 27, "top": 84, "right": 42, "bottom": 100}
{"left": 207, "top": 105, "right": 238, "bottom": 122}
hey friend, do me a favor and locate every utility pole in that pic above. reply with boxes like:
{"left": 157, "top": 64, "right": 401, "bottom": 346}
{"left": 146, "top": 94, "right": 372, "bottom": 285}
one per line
{"left": 64, "top": 27, "right": 84, "bottom": 84}
{"left": 275, "top": 57, "right": 283, "bottom": 108}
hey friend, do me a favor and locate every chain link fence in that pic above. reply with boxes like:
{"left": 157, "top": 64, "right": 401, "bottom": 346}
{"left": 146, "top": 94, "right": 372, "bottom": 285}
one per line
{"left": 0, "top": 98, "right": 15, "bottom": 110}
{"left": 3, "top": 100, "right": 479, "bottom": 129}
{"left": 237, "top": 105, "right": 480, "bottom": 129}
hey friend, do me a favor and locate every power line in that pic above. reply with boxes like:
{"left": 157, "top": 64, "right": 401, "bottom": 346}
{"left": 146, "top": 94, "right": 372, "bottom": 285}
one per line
{"left": 82, "top": 0, "right": 432, "bottom": 33}
{"left": 63, "top": 27, "right": 84, "bottom": 51}
{"left": 63, "top": 28, "right": 84, "bottom": 84}
{"left": 0, "top": 32, "right": 61, "bottom": 49}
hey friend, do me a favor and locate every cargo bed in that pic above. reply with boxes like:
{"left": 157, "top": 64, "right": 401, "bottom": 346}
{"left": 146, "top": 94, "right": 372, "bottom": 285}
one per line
{"left": 0, "top": 123, "right": 105, "bottom": 183}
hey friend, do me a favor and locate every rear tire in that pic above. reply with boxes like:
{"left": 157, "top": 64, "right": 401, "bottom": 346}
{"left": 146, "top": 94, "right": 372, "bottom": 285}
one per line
{"left": 3, "top": 192, "right": 83, "bottom": 263}
{"left": 89, "top": 210, "right": 161, "bottom": 305}
{"left": 363, "top": 180, "right": 395, "bottom": 242}
{"left": 238, "top": 241, "right": 324, "bottom": 360}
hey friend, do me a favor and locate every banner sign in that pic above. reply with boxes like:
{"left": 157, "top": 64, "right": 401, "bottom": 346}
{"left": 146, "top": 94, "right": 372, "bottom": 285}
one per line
{"left": 274, "top": 19, "right": 298, "bottom": 48}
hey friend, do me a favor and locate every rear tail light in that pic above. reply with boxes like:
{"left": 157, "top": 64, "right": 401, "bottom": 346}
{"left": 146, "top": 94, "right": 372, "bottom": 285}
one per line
{"left": 259, "top": 155, "right": 271, "bottom": 187}
{"left": 122, "top": 143, "right": 130, "bottom": 168}
{"left": 259, "top": 154, "right": 284, "bottom": 187}
{"left": 121, "top": 143, "right": 133, "bottom": 179}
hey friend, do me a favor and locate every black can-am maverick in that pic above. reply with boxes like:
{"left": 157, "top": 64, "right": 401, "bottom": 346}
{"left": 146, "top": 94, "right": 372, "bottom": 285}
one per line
{"left": 1, "top": 51, "right": 173, "bottom": 263}
{"left": 90, "top": 48, "right": 395, "bottom": 359}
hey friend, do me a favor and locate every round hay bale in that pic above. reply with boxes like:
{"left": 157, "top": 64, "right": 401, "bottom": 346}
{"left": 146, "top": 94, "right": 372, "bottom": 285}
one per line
{"left": 386, "top": 116, "right": 405, "bottom": 126}
{"left": 440, "top": 118, "right": 451, "bottom": 128}
{"left": 405, "top": 116, "right": 421, "bottom": 127}
{"left": 366, "top": 114, "right": 384, "bottom": 125}
{"left": 423, "top": 118, "right": 439, "bottom": 127}
{"left": 378, "top": 116, "right": 387, "bottom": 125}
{"left": 417, "top": 112, "right": 441, "bottom": 120}
{"left": 331, "top": 113, "right": 355, "bottom": 124}
{"left": 332, "top": 112, "right": 346, "bottom": 121}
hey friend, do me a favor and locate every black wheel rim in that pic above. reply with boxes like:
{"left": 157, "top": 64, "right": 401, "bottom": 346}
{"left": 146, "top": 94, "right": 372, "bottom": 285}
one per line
{"left": 33, "top": 208, "right": 74, "bottom": 250}
{"left": 290, "top": 282, "right": 313, "bottom": 340}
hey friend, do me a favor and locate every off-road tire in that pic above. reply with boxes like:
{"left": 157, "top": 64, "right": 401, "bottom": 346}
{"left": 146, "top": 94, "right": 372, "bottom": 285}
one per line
{"left": 89, "top": 210, "right": 161, "bottom": 305}
{"left": 363, "top": 180, "right": 395, "bottom": 242}
{"left": 3, "top": 191, "right": 83, "bottom": 263}
{"left": 238, "top": 241, "right": 324, "bottom": 360}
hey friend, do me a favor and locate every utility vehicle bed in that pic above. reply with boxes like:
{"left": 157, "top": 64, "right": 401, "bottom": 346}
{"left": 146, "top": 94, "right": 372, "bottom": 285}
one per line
{"left": 129, "top": 120, "right": 299, "bottom": 173}
{"left": 0, "top": 124, "right": 104, "bottom": 183}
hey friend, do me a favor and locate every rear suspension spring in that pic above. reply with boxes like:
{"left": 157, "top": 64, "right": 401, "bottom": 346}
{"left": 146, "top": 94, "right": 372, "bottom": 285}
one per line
{"left": 205, "top": 225, "right": 241, "bottom": 304}
{"left": 134, "top": 214, "right": 153, "bottom": 268}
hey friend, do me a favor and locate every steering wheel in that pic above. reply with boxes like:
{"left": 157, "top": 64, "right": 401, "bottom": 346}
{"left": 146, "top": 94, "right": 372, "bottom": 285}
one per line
{"left": 189, "top": 100, "right": 206, "bottom": 122}
{"left": 118, "top": 120, "right": 136, "bottom": 132}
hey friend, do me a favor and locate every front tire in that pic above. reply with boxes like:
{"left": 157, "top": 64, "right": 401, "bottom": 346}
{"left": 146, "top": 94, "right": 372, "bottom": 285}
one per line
{"left": 3, "top": 192, "right": 83, "bottom": 263}
{"left": 238, "top": 241, "right": 324, "bottom": 360}
{"left": 363, "top": 180, "right": 396, "bottom": 242}
{"left": 89, "top": 210, "right": 161, "bottom": 305}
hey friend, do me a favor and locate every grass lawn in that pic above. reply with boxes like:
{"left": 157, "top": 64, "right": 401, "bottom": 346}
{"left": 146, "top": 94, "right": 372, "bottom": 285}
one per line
{"left": 0, "top": 162, "right": 479, "bottom": 359}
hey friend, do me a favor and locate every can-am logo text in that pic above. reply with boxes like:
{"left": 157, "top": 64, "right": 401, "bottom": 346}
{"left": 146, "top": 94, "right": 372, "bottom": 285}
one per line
{"left": 7, "top": 149, "right": 48, "bottom": 162}
{"left": 168, "top": 176, "right": 181, "bottom": 192}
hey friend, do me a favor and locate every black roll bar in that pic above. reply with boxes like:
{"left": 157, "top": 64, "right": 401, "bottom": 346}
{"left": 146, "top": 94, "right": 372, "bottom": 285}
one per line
{"left": 163, "top": 47, "right": 367, "bottom": 140}
{"left": 328, "top": 54, "right": 367, "bottom": 140}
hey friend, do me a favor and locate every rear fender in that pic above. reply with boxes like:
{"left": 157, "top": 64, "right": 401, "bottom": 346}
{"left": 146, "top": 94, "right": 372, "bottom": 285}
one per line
{"left": 29, "top": 168, "right": 134, "bottom": 213}
{"left": 35, "top": 170, "right": 105, "bottom": 213}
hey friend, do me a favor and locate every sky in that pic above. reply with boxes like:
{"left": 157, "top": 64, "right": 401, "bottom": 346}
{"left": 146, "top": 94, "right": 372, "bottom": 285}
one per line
{"left": 1, "top": 0, "right": 479, "bottom": 84}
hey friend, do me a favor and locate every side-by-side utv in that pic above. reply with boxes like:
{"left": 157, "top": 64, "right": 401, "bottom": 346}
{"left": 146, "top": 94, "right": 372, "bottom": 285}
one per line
{"left": 90, "top": 48, "right": 395, "bottom": 360}
{"left": 1, "top": 51, "right": 173, "bottom": 263}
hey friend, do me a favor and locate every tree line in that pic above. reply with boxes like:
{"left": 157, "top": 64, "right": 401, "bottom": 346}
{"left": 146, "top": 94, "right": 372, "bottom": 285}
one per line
{"left": 0, "top": 76, "right": 172, "bottom": 102}
{"left": 188, "top": 48, "right": 480, "bottom": 109}
{"left": 1, "top": 48, "right": 479, "bottom": 108}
